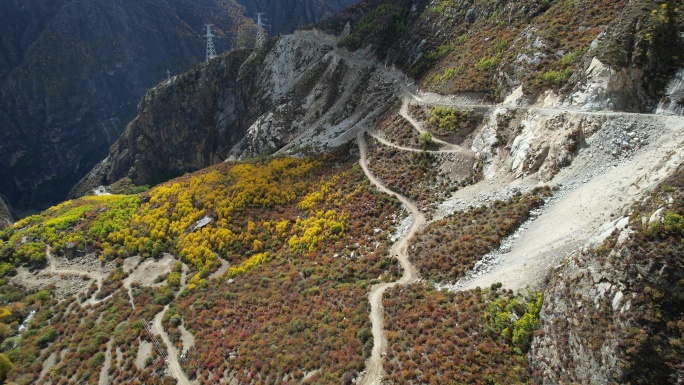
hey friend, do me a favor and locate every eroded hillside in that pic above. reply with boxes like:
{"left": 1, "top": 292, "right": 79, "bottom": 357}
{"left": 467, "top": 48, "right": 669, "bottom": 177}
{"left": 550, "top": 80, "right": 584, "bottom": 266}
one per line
{"left": 71, "top": 29, "right": 401, "bottom": 196}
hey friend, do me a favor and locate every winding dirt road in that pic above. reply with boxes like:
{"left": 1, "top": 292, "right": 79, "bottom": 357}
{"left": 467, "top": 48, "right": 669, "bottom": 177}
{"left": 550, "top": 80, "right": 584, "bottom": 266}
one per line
{"left": 152, "top": 305, "right": 192, "bottom": 385}
{"left": 357, "top": 131, "right": 424, "bottom": 385}
{"left": 368, "top": 131, "right": 473, "bottom": 155}
{"left": 398, "top": 96, "right": 461, "bottom": 150}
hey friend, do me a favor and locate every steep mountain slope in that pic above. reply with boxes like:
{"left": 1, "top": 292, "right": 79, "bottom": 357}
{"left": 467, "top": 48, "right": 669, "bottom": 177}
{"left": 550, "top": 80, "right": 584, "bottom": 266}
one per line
{"left": 0, "top": 0, "right": 683, "bottom": 384}
{"left": 71, "top": 30, "right": 400, "bottom": 195}
{"left": 235, "top": 0, "right": 361, "bottom": 34}
{"left": 74, "top": 0, "right": 683, "bottom": 199}
{"left": 0, "top": 195, "right": 16, "bottom": 230}
{"left": 321, "top": 0, "right": 683, "bottom": 109}
{"left": 531, "top": 165, "right": 684, "bottom": 384}
{"left": 0, "top": 0, "right": 362, "bottom": 212}
{"left": 0, "top": 0, "right": 257, "bottom": 211}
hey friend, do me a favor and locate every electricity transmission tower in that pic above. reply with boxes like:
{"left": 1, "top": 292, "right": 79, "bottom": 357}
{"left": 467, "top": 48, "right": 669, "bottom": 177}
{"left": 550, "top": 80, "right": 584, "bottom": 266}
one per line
{"left": 204, "top": 24, "right": 217, "bottom": 62}
{"left": 255, "top": 13, "right": 269, "bottom": 49}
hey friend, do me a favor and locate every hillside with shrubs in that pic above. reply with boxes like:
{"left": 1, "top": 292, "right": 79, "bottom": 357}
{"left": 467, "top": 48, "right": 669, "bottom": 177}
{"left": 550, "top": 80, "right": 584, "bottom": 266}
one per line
{"left": 0, "top": 0, "right": 681, "bottom": 383}
{"left": 0, "top": 145, "right": 405, "bottom": 384}
{"left": 321, "top": 0, "right": 682, "bottom": 105}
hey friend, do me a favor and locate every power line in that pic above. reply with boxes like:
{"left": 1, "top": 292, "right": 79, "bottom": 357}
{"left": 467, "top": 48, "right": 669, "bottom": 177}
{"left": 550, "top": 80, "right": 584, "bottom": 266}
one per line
{"left": 204, "top": 24, "right": 217, "bottom": 62}
{"left": 255, "top": 12, "right": 269, "bottom": 49}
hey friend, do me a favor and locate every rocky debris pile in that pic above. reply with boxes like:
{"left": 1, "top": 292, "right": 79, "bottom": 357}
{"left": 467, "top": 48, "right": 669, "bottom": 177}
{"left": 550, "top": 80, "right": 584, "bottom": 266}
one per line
{"left": 434, "top": 111, "right": 665, "bottom": 291}
{"left": 14, "top": 268, "right": 90, "bottom": 300}
{"left": 587, "top": 117, "right": 653, "bottom": 159}
{"left": 437, "top": 185, "right": 526, "bottom": 216}
{"left": 53, "top": 253, "right": 114, "bottom": 273}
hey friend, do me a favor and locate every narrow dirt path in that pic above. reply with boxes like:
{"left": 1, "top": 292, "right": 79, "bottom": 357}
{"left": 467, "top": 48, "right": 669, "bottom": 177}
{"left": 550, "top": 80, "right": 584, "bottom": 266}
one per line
{"left": 414, "top": 91, "right": 666, "bottom": 119}
{"left": 368, "top": 131, "right": 473, "bottom": 155}
{"left": 123, "top": 255, "right": 194, "bottom": 385}
{"left": 208, "top": 258, "right": 230, "bottom": 280}
{"left": 152, "top": 306, "right": 192, "bottom": 385}
{"left": 357, "top": 131, "right": 424, "bottom": 385}
{"left": 38, "top": 352, "right": 56, "bottom": 382}
{"left": 398, "top": 96, "right": 461, "bottom": 150}
{"left": 98, "top": 339, "right": 114, "bottom": 385}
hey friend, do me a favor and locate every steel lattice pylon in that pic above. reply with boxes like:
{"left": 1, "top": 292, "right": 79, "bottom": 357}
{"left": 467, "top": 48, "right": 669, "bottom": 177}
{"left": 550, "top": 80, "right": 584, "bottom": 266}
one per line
{"left": 204, "top": 24, "right": 217, "bottom": 62}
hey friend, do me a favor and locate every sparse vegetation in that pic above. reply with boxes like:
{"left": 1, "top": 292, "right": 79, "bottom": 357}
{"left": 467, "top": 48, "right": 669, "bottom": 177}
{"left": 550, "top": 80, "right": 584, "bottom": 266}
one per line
{"left": 418, "top": 132, "right": 433, "bottom": 149}
{"left": 532, "top": 164, "right": 684, "bottom": 384}
{"left": 425, "top": 106, "right": 484, "bottom": 137}
{"left": 365, "top": 136, "right": 475, "bottom": 213}
{"left": 377, "top": 108, "right": 422, "bottom": 148}
{"left": 411, "top": 187, "right": 552, "bottom": 282}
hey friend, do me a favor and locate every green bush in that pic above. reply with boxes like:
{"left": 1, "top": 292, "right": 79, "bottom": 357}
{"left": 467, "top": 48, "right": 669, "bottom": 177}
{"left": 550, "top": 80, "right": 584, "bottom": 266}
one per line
{"left": 474, "top": 56, "right": 499, "bottom": 72}
{"left": 418, "top": 132, "right": 433, "bottom": 149}
{"left": 36, "top": 327, "right": 58, "bottom": 347}
{"left": 541, "top": 68, "right": 570, "bottom": 86}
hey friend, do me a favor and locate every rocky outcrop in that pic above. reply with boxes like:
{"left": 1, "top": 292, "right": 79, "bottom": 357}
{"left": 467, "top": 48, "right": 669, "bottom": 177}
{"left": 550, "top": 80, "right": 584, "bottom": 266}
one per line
{"left": 232, "top": 32, "right": 399, "bottom": 158}
{"left": 654, "top": 68, "right": 684, "bottom": 116}
{"left": 472, "top": 108, "right": 603, "bottom": 182}
{"left": 560, "top": 58, "right": 646, "bottom": 111}
{"left": 530, "top": 167, "right": 684, "bottom": 384}
{"left": 0, "top": 0, "right": 255, "bottom": 211}
{"left": 73, "top": 29, "right": 400, "bottom": 195}
{"left": 70, "top": 47, "right": 261, "bottom": 195}
{"left": 0, "top": 195, "right": 16, "bottom": 230}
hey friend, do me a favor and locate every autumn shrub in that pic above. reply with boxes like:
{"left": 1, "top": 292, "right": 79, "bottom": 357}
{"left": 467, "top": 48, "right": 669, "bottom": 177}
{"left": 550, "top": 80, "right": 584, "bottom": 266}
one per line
{"left": 365, "top": 136, "right": 472, "bottom": 213}
{"left": 411, "top": 187, "right": 552, "bottom": 282}
{"left": 174, "top": 149, "right": 402, "bottom": 384}
{"left": 376, "top": 109, "right": 421, "bottom": 149}
{"left": 1, "top": 145, "right": 404, "bottom": 384}
{"left": 383, "top": 283, "right": 541, "bottom": 384}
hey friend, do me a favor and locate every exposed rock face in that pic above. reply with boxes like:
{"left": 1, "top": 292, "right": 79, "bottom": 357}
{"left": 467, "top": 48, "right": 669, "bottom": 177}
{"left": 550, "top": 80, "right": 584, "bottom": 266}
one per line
{"left": 654, "top": 68, "right": 684, "bottom": 116}
{"left": 472, "top": 108, "right": 601, "bottom": 182}
{"left": 232, "top": 32, "right": 399, "bottom": 158}
{"left": 73, "top": 29, "right": 400, "bottom": 195}
{"left": 531, "top": 170, "right": 684, "bottom": 384}
{"left": 70, "top": 48, "right": 262, "bottom": 194}
{"left": 560, "top": 58, "right": 646, "bottom": 111}
{"left": 0, "top": 0, "right": 254, "bottom": 211}
{"left": 0, "top": 195, "right": 16, "bottom": 230}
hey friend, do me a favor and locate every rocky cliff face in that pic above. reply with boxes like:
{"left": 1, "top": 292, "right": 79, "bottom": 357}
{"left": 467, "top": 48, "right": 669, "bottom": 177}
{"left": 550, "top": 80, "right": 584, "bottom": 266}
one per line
{"left": 0, "top": 0, "right": 258, "bottom": 211}
{"left": 0, "top": 195, "right": 16, "bottom": 230}
{"left": 72, "top": 29, "right": 400, "bottom": 195}
{"left": 530, "top": 165, "right": 684, "bottom": 384}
